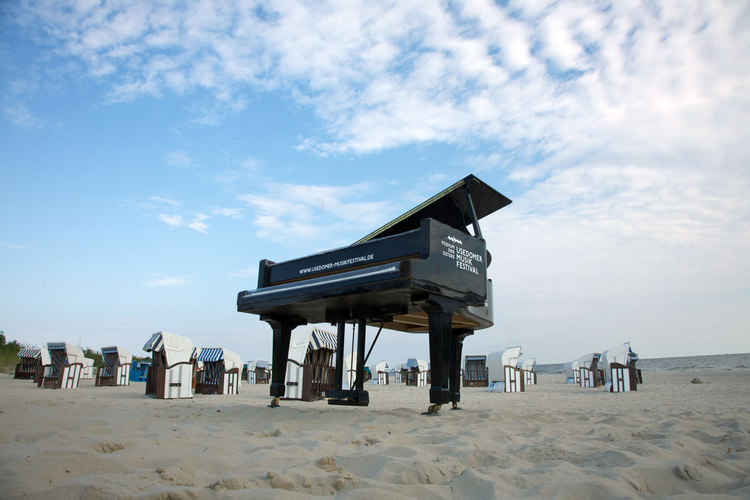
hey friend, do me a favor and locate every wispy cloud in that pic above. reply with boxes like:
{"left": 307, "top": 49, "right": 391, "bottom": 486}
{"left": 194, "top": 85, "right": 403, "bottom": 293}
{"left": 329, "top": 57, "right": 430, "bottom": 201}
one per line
{"left": 0, "top": 241, "right": 26, "bottom": 250}
{"left": 237, "top": 181, "right": 395, "bottom": 246}
{"left": 150, "top": 196, "right": 180, "bottom": 206}
{"left": 158, "top": 214, "right": 183, "bottom": 228}
{"left": 225, "top": 267, "right": 258, "bottom": 280}
{"left": 164, "top": 151, "right": 195, "bottom": 168}
{"left": 144, "top": 275, "right": 192, "bottom": 287}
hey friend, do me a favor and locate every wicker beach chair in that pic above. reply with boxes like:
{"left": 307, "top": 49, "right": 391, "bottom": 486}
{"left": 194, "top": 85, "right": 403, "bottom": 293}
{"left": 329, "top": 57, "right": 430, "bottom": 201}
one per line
{"left": 487, "top": 347, "right": 524, "bottom": 392}
{"left": 578, "top": 353, "right": 604, "bottom": 388}
{"left": 38, "top": 342, "right": 85, "bottom": 389}
{"left": 600, "top": 343, "right": 641, "bottom": 392}
{"left": 195, "top": 348, "right": 242, "bottom": 395}
{"left": 404, "top": 358, "right": 429, "bottom": 387}
{"left": 143, "top": 331, "right": 194, "bottom": 399}
{"left": 95, "top": 346, "right": 132, "bottom": 386}
{"left": 519, "top": 358, "right": 537, "bottom": 386}
{"left": 462, "top": 355, "right": 489, "bottom": 387}
{"left": 15, "top": 348, "right": 43, "bottom": 380}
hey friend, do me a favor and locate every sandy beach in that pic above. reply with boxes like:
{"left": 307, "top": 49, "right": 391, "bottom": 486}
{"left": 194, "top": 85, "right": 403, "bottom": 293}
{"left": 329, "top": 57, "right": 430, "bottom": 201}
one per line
{"left": 1, "top": 371, "right": 749, "bottom": 499}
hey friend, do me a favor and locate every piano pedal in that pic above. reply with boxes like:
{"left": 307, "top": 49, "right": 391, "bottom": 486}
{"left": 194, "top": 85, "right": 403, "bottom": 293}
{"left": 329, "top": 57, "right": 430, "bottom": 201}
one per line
{"left": 268, "top": 397, "right": 280, "bottom": 408}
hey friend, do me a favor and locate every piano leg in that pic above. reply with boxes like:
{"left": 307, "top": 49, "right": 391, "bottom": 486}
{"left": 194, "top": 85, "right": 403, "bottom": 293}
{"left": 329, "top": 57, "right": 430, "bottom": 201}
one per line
{"left": 261, "top": 315, "right": 306, "bottom": 407}
{"left": 328, "top": 319, "right": 369, "bottom": 406}
{"left": 449, "top": 329, "right": 473, "bottom": 409}
{"left": 420, "top": 295, "right": 463, "bottom": 414}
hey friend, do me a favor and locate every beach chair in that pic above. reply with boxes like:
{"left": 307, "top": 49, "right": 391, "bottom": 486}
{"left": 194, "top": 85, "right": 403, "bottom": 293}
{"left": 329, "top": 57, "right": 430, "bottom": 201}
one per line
{"left": 195, "top": 348, "right": 242, "bottom": 395}
{"left": 38, "top": 342, "right": 85, "bottom": 389}
{"left": 487, "top": 347, "right": 524, "bottom": 392}
{"left": 404, "top": 358, "right": 429, "bottom": 387}
{"left": 80, "top": 357, "right": 95, "bottom": 379}
{"left": 463, "top": 355, "right": 489, "bottom": 387}
{"left": 600, "top": 343, "right": 641, "bottom": 392}
{"left": 130, "top": 360, "right": 151, "bottom": 382}
{"left": 14, "top": 348, "right": 43, "bottom": 380}
{"left": 392, "top": 363, "right": 403, "bottom": 383}
{"left": 578, "top": 353, "right": 604, "bottom": 388}
{"left": 247, "top": 360, "right": 270, "bottom": 384}
{"left": 143, "top": 331, "right": 194, "bottom": 399}
{"left": 281, "top": 327, "right": 337, "bottom": 401}
{"left": 519, "top": 358, "right": 537, "bottom": 386}
{"left": 95, "top": 346, "right": 132, "bottom": 386}
{"left": 372, "top": 361, "right": 389, "bottom": 384}
{"left": 564, "top": 359, "right": 580, "bottom": 383}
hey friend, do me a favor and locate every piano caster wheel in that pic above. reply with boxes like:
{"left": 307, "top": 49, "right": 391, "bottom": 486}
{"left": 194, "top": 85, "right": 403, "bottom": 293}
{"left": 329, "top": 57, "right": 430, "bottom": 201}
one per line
{"left": 428, "top": 404, "right": 442, "bottom": 414}
{"left": 452, "top": 402, "right": 458, "bottom": 409}
{"left": 270, "top": 397, "right": 280, "bottom": 408}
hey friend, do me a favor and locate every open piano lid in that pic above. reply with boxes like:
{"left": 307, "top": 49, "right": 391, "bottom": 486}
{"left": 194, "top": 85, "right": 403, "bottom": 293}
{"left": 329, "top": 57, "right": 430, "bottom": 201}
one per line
{"left": 353, "top": 174, "right": 511, "bottom": 245}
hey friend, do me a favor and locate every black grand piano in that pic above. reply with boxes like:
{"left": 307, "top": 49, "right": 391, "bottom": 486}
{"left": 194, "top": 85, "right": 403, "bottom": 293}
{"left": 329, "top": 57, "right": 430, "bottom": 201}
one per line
{"left": 237, "top": 174, "right": 511, "bottom": 413}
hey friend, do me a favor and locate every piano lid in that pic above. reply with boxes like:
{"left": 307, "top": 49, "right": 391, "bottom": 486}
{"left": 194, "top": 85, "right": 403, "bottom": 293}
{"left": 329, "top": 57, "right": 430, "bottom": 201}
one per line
{"left": 353, "top": 174, "right": 511, "bottom": 244}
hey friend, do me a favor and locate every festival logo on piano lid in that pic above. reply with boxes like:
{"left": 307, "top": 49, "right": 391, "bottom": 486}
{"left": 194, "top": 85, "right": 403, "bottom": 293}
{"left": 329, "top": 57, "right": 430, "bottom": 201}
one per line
{"left": 441, "top": 236, "right": 482, "bottom": 275}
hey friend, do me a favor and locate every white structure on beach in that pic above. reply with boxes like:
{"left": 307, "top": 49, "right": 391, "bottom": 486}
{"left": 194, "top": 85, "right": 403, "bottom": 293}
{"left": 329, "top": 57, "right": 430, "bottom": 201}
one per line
{"left": 80, "top": 357, "right": 95, "bottom": 379}
{"left": 564, "top": 359, "right": 580, "bottom": 384}
{"left": 246, "top": 360, "right": 270, "bottom": 384}
{"left": 578, "top": 352, "right": 603, "bottom": 388}
{"left": 282, "top": 327, "right": 337, "bottom": 400}
{"left": 39, "top": 342, "right": 85, "bottom": 389}
{"left": 96, "top": 346, "right": 132, "bottom": 386}
{"left": 519, "top": 358, "right": 537, "bottom": 386}
{"left": 371, "top": 361, "right": 389, "bottom": 384}
{"left": 143, "top": 331, "right": 194, "bottom": 399}
{"left": 487, "top": 346, "right": 523, "bottom": 392}
{"left": 601, "top": 343, "right": 641, "bottom": 392}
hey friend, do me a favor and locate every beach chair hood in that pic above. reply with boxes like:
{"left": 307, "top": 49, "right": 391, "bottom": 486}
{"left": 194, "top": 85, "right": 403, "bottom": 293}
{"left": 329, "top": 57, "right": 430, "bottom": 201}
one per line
{"left": 486, "top": 347, "right": 522, "bottom": 383}
{"left": 101, "top": 346, "right": 133, "bottom": 365}
{"left": 47, "top": 342, "right": 85, "bottom": 365}
{"left": 406, "top": 358, "right": 428, "bottom": 371}
{"left": 600, "top": 343, "right": 633, "bottom": 383}
{"left": 578, "top": 352, "right": 601, "bottom": 369}
{"left": 520, "top": 358, "right": 536, "bottom": 371}
{"left": 143, "top": 332, "right": 194, "bottom": 366}
{"left": 17, "top": 348, "right": 41, "bottom": 360}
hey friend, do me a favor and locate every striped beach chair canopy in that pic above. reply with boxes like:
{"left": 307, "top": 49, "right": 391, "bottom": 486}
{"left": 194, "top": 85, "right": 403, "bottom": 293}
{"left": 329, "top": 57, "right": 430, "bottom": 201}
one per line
{"left": 143, "top": 332, "right": 194, "bottom": 366}
{"left": 17, "top": 348, "right": 41, "bottom": 359}
{"left": 47, "top": 342, "right": 85, "bottom": 365}
{"left": 101, "top": 346, "right": 133, "bottom": 365}
{"left": 310, "top": 328, "right": 337, "bottom": 351}
{"left": 197, "top": 348, "right": 243, "bottom": 371}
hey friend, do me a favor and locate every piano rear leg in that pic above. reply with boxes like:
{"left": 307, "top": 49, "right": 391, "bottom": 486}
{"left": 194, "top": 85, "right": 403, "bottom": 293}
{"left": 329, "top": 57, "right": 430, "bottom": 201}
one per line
{"left": 261, "top": 315, "right": 306, "bottom": 407}
{"left": 421, "top": 296, "right": 463, "bottom": 414}
{"left": 449, "top": 329, "right": 473, "bottom": 410}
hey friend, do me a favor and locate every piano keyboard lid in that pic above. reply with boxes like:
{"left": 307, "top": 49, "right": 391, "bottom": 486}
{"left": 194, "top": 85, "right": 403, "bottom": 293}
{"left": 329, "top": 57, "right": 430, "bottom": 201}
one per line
{"left": 352, "top": 174, "right": 512, "bottom": 245}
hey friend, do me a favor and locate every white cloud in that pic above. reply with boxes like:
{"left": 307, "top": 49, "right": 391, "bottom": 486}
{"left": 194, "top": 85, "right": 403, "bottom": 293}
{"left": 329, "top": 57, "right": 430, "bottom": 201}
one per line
{"left": 164, "top": 150, "right": 195, "bottom": 168}
{"left": 188, "top": 213, "right": 210, "bottom": 234}
{"left": 211, "top": 207, "right": 243, "bottom": 218}
{"left": 237, "top": 181, "right": 395, "bottom": 246}
{"left": 158, "top": 214, "right": 183, "bottom": 227}
{"left": 225, "top": 267, "right": 258, "bottom": 280}
{"left": 144, "top": 275, "right": 192, "bottom": 287}
{"left": 150, "top": 196, "right": 180, "bottom": 206}
{"left": 4, "top": 103, "right": 44, "bottom": 129}
{"left": 0, "top": 241, "right": 26, "bottom": 250}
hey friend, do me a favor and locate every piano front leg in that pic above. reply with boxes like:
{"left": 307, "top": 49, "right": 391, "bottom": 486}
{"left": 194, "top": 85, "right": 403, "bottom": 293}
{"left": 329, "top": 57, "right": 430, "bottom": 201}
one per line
{"left": 261, "top": 315, "right": 306, "bottom": 407}
{"left": 449, "top": 329, "right": 473, "bottom": 409}
{"left": 420, "top": 295, "right": 463, "bottom": 414}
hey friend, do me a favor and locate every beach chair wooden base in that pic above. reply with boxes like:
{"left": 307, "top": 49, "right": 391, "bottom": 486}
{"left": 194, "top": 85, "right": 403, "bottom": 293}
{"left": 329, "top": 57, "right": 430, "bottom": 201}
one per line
{"left": 14, "top": 363, "right": 37, "bottom": 380}
{"left": 377, "top": 371, "right": 389, "bottom": 385}
{"left": 196, "top": 368, "right": 241, "bottom": 395}
{"left": 38, "top": 363, "right": 83, "bottom": 389}
{"left": 504, "top": 365, "right": 524, "bottom": 392}
{"left": 149, "top": 363, "right": 193, "bottom": 399}
{"left": 523, "top": 370, "right": 537, "bottom": 386}
{"left": 96, "top": 365, "right": 131, "bottom": 386}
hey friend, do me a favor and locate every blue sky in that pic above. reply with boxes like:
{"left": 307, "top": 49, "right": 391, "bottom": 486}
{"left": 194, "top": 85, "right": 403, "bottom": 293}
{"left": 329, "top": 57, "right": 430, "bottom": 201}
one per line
{"left": 1, "top": 0, "right": 748, "bottom": 365}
